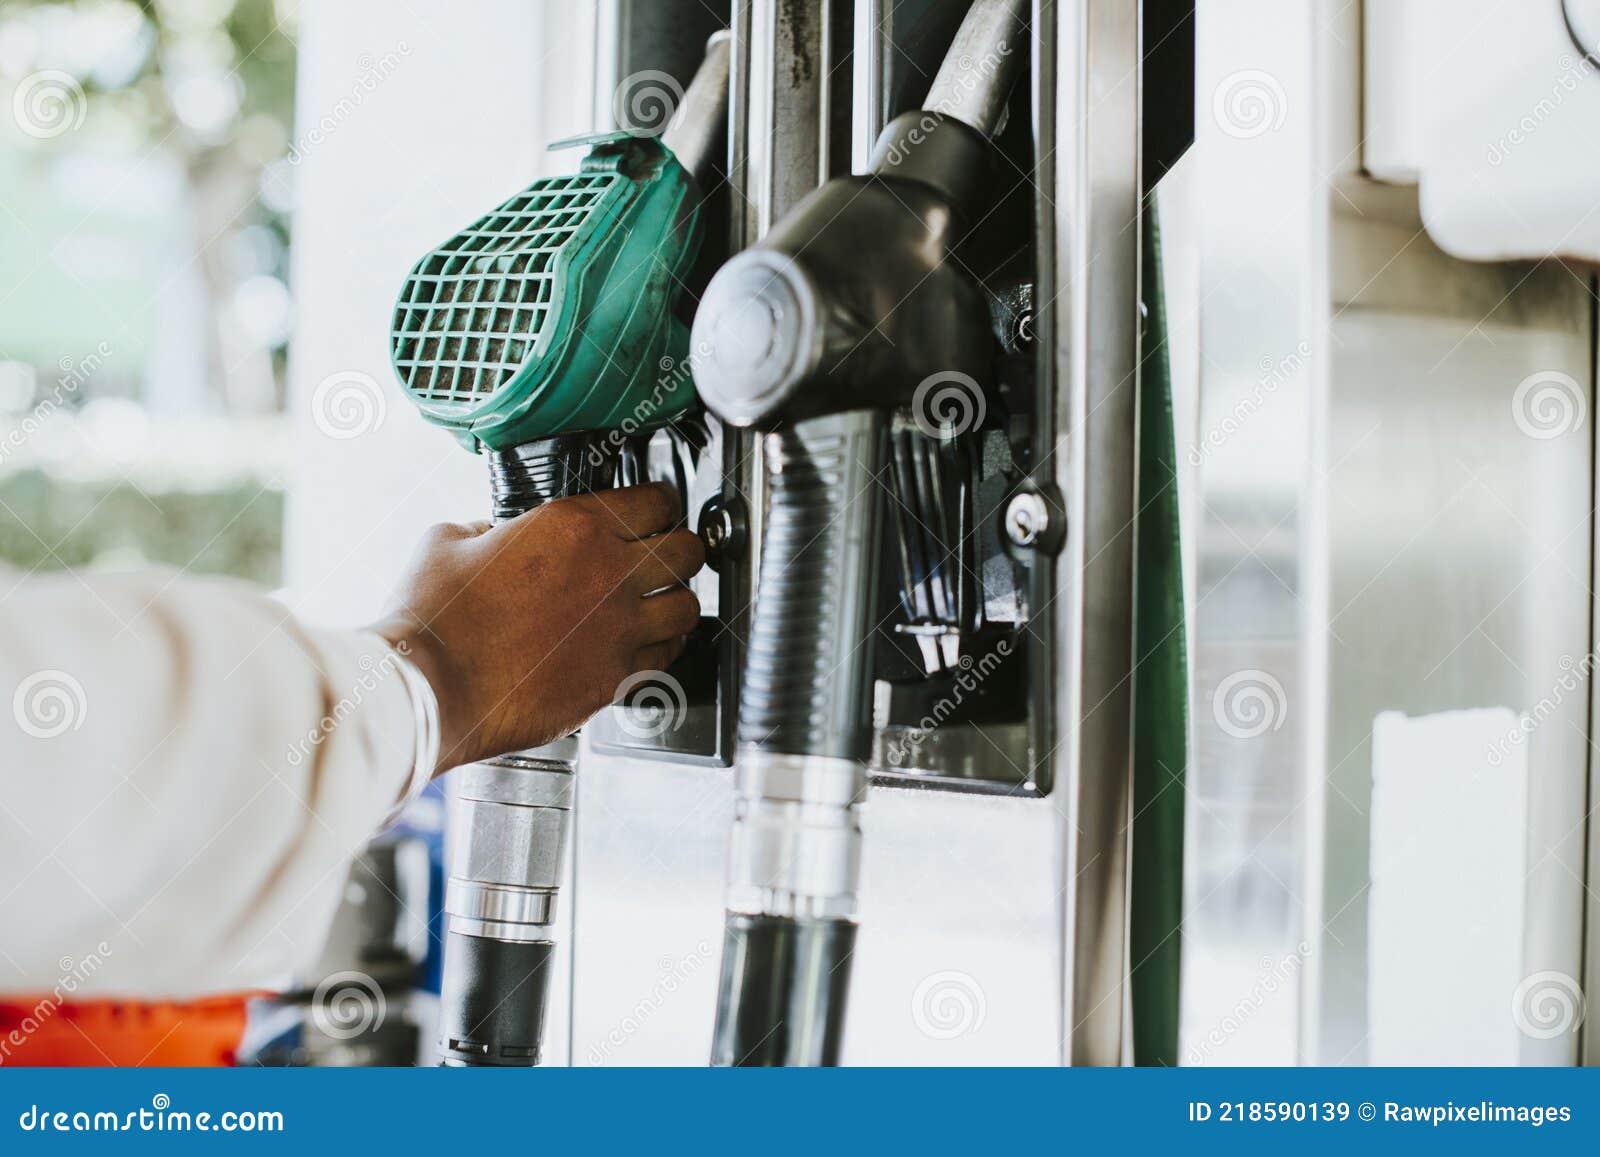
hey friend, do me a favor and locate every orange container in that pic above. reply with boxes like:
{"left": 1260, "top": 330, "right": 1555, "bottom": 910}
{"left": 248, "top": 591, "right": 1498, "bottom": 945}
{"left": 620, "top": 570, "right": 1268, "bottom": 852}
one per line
{"left": 0, "top": 995, "right": 254, "bottom": 1067}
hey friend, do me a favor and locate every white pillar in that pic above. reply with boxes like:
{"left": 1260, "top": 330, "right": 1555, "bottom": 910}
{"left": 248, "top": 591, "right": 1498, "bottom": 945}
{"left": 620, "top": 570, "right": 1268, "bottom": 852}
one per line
{"left": 282, "top": 0, "right": 595, "bottom": 625}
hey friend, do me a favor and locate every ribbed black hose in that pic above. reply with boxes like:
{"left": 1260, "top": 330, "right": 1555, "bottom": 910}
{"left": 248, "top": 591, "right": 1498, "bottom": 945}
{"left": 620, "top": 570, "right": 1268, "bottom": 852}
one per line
{"left": 711, "top": 914, "right": 857, "bottom": 1066}
{"left": 487, "top": 434, "right": 616, "bottom": 523}
{"left": 737, "top": 412, "right": 886, "bottom": 761}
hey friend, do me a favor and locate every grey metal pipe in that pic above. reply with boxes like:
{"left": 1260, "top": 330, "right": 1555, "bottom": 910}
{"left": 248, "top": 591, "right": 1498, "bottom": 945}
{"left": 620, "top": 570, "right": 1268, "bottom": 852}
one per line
{"left": 921, "top": 0, "right": 1029, "bottom": 137}
{"left": 662, "top": 30, "right": 733, "bottom": 189}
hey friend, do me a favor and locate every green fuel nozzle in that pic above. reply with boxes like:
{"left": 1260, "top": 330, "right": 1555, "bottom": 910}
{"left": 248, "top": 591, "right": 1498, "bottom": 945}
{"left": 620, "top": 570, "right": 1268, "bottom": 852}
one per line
{"left": 389, "top": 130, "right": 704, "bottom": 456}
{"left": 384, "top": 31, "right": 731, "bottom": 1069}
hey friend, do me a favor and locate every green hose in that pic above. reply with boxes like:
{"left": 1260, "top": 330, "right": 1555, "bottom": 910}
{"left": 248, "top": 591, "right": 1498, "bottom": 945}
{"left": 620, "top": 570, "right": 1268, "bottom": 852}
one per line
{"left": 1130, "top": 193, "right": 1188, "bottom": 1067}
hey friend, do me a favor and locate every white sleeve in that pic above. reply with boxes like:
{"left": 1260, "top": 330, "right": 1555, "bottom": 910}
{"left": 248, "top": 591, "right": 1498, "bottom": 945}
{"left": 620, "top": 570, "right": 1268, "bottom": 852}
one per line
{"left": 0, "top": 567, "right": 438, "bottom": 999}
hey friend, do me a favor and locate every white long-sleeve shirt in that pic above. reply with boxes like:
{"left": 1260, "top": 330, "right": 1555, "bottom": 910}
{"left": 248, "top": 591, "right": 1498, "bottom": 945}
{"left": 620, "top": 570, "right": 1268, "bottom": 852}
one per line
{"left": 0, "top": 567, "right": 435, "bottom": 999}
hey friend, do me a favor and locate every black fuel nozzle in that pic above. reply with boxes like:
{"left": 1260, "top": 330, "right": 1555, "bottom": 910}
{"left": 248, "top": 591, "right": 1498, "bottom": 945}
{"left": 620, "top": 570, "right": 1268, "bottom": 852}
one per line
{"left": 691, "top": 0, "right": 1025, "bottom": 430}
{"left": 688, "top": 117, "right": 996, "bottom": 430}
{"left": 693, "top": 0, "right": 1029, "bottom": 1067}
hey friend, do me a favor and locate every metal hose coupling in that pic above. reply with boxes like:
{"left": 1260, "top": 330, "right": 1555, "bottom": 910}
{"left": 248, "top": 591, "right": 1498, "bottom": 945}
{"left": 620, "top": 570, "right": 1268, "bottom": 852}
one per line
{"left": 712, "top": 750, "right": 865, "bottom": 1067}
{"left": 438, "top": 751, "right": 573, "bottom": 1066}
{"left": 725, "top": 752, "right": 865, "bottom": 921}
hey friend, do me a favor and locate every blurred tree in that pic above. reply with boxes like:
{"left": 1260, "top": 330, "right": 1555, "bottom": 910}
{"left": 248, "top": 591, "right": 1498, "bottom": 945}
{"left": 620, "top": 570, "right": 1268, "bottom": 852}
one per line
{"left": 1, "top": 0, "right": 298, "bottom": 413}
{"left": 0, "top": 469, "right": 283, "bottom": 582}
{"left": 0, "top": 0, "right": 298, "bottom": 580}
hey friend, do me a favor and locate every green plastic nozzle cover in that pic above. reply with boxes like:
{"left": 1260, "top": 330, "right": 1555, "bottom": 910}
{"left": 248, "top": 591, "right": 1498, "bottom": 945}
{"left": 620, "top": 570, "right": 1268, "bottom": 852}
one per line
{"left": 389, "top": 132, "right": 702, "bottom": 452}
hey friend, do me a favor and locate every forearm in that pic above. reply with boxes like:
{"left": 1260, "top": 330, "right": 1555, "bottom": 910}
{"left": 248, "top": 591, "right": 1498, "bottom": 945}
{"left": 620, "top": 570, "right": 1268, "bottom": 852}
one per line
{"left": 0, "top": 568, "right": 432, "bottom": 997}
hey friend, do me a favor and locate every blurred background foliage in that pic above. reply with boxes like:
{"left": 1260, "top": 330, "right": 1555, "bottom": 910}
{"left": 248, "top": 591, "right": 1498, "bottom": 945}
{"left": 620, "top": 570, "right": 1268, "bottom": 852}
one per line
{"left": 0, "top": 469, "right": 283, "bottom": 576}
{"left": 0, "top": 0, "right": 300, "bottom": 585}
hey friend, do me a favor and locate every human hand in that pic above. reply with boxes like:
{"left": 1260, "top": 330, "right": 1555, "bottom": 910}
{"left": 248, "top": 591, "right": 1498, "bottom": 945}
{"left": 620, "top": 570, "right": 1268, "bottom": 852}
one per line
{"left": 373, "top": 482, "right": 704, "bottom": 773}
